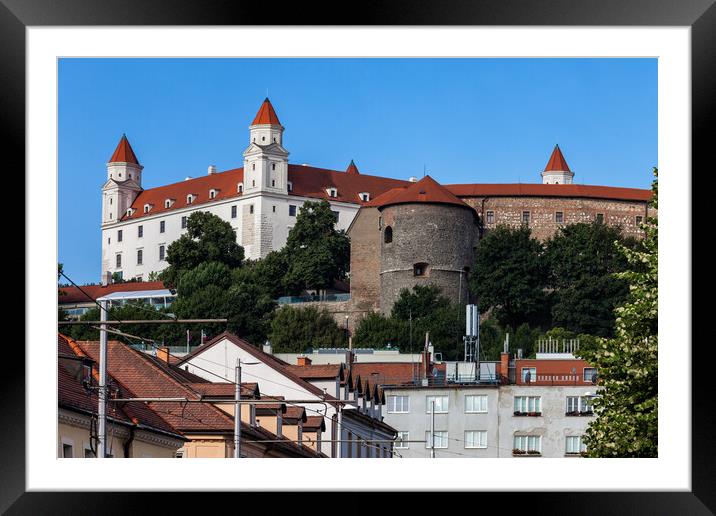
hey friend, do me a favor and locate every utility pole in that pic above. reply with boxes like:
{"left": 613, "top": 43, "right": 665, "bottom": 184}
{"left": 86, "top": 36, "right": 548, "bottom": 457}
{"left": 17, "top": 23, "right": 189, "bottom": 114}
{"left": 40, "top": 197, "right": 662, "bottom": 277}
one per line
{"left": 97, "top": 300, "right": 108, "bottom": 459}
{"left": 430, "top": 399, "right": 435, "bottom": 458}
{"left": 234, "top": 359, "right": 241, "bottom": 458}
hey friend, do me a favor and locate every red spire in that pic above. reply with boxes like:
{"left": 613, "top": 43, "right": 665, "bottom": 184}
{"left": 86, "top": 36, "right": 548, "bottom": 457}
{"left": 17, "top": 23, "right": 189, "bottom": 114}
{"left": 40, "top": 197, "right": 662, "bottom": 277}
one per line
{"left": 346, "top": 159, "right": 360, "bottom": 175}
{"left": 544, "top": 144, "right": 570, "bottom": 172}
{"left": 109, "top": 134, "right": 139, "bottom": 164}
{"left": 251, "top": 98, "right": 281, "bottom": 126}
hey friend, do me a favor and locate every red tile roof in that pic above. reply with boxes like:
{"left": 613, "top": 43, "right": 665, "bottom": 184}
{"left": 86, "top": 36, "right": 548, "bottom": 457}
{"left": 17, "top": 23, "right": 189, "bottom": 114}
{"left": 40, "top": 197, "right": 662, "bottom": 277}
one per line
{"left": 445, "top": 183, "right": 652, "bottom": 202}
{"left": 283, "top": 364, "right": 343, "bottom": 380}
{"left": 346, "top": 159, "right": 360, "bottom": 175}
{"left": 350, "top": 362, "right": 447, "bottom": 387}
{"left": 283, "top": 406, "right": 307, "bottom": 423}
{"left": 251, "top": 98, "right": 281, "bottom": 126}
{"left": 304, "top": 416, "right": 326, "bottom": 431}
{"left": 544, "top": 144, "right": 570, "bottom": 172}
{"left": 109, "top": 134, "right": 140, "bottom": 164}
{"left": 371, "top": 175, "right": 474, "bottom": 212}
{"left": 187, "top": 382, "right": 260, "bottom": 398}
{"left": 59, "top": 281, "right": 167, "bottom": 305}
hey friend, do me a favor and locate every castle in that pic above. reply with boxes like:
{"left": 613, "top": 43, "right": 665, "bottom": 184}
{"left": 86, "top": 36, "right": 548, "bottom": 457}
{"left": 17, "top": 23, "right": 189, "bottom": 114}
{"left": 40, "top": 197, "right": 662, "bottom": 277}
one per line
{"left": 100, "top": 98, "right": 654, "bottom": 320}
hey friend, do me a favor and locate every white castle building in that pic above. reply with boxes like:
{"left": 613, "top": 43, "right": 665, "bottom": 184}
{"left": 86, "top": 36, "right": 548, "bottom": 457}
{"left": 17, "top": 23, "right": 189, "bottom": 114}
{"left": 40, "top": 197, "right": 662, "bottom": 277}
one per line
{"left": 100, "top": 98, "right": 408, "bottom": 281}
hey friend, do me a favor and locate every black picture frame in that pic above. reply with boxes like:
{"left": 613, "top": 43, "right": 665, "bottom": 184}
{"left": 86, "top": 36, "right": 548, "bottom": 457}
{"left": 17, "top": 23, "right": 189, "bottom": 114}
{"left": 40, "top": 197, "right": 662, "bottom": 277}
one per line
{"left": 5, "top": 0, "right": 710, "bottom": 512}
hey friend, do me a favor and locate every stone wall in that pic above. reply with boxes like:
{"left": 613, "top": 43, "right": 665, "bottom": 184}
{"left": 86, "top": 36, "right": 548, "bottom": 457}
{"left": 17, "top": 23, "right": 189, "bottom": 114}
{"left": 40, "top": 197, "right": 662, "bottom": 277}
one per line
{"left": 347, "top": 207, "right": 382, "bottom": 315}
{"left": 283, "top": 298, "right": 370, "bottom": 334}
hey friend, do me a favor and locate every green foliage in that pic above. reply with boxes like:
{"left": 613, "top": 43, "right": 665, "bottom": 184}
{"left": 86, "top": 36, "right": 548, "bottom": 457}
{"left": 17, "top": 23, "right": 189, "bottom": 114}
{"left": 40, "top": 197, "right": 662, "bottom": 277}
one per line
{"left": 578, "top": 169, "right": 658, "bottom": 457}
{"left": 391, "top": 284, "right": 449, "bottom": 320}
{"left": 545, "top": 221, "right": 633, "bottom": 337}
{"left": 352, "top": 312, "right": 409, "bottom": 349}
{"left": 161, "top": 211, "right": 244, "bottom": 288}
{"left": 268, "top": 305, "right": 345, "bottom": 352}
{"left": 469, "top": 225, "right": 549, "bottom": 329}
{"left": 282, "top": 200, "right": 350, "bottom": 293}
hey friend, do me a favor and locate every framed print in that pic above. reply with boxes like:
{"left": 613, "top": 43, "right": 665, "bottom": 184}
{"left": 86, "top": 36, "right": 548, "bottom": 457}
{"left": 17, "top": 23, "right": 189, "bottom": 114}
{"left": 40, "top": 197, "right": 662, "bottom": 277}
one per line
{"left": 5, "top": 0, "right": 711, "bottom": 512}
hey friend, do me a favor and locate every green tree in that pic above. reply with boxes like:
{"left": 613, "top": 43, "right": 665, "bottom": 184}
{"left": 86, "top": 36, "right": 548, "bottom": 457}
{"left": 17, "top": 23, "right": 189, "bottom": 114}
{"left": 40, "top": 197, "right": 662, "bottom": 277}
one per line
{"left": 391, "top": 284, "right": 450, "bottom": 320}
{"left": 578, "top": 169, "right": 658, "bottom": 457}
{"left": 161, "top": 211, "right": 244, "bottom": 288}
{"left": 268, "top": 305, "right": 345, "bottom": 352}
{"left": 283, "top": 200, "right": 350, "bottom": 293}
{"left": 545, "top": 221, "right": 634, "bottom": 337}
{"left": 469, "top": 225, "right": 549, "bottom": 329}
{"left": 352, "top": 312, "right": 409, "bottom": 349}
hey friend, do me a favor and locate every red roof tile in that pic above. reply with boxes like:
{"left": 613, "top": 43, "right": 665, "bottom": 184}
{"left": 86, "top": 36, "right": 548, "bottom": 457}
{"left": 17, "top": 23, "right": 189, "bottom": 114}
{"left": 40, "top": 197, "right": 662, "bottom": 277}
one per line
{"left": 372, "top": 175, "right": 474, "bottom": 212}
{"left": 351, "top": 362, "right": 447, "bottom": 387}
{"left": 187, "top": 382, "right": 260, "bottom": 398}
{"left": 109, "top": 134, "right": 140, "bottom": 164}
{"left": 304, "top": 416, "right": 326, "bottom": 431}
{"left": 283, "top": 364, "right": 343, "bottom": 380}
{"left": 251, "top": 98, "right": 281, "bottom": 126}
{"left": 346, "top": 160, "right": 360, "bottom": 175}
{"left": 59, "top": 281, "right": 167, "bottom": 305}
{"left": 544, "top": 144, "right": 570, "bottom": 172}
{"left": 446, "top": 183, "right": 652, "bottom": 202}
{"left": 283, "top": 406, "right": 307, "bottom": 422}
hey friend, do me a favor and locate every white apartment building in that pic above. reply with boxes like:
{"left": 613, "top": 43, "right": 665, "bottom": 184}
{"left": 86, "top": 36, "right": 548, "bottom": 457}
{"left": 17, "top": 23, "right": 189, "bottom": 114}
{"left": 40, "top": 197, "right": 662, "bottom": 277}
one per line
{"left": 100, "top": 98, "right": 409, "bottom": 282}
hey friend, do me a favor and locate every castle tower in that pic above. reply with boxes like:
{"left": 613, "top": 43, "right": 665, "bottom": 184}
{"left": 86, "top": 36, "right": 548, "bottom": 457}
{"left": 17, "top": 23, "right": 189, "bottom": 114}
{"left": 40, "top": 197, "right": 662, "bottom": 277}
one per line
{"left": 376, "top": 175, "right": 478, "bottom": 314}
{"left": 541, "top": 144, "right": 574, "bottom": 184}
{"left": 102, "top": 134, "right": 143, "bottom": 225}
{"left": 243, "top": 98, "right": 289, "bottom": 195}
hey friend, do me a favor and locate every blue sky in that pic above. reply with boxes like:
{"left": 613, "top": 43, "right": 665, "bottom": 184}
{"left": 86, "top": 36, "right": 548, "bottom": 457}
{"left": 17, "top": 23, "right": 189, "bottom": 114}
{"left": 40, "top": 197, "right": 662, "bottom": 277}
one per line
{"left": 59, "top": 58, "right": 657, "bottom": 284}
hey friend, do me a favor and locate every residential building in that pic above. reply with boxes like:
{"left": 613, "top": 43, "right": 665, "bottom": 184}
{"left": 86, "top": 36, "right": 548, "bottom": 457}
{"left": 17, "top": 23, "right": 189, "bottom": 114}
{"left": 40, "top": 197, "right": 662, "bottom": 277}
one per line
{"left": 58, "top": 280, "right": 175, "bottom": 320}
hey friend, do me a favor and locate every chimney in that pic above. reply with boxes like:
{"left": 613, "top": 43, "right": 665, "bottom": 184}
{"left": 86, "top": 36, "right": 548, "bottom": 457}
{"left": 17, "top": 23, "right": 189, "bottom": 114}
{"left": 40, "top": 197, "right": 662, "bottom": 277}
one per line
{"left": 500, "top": 351, "right": 510, "bottom": 382}
{"left": 208, "top": 165, "right": 216, "bottom": 175}
{"left": 157, "top": 347, "right": 170, "bottom": 363}
{"left": 263, "top": 341, "right": 272, "bottom": 355}
{"left": 408, "top": 176, "right": 418, "bottom": 182}
{"left": 297, "top": 356, "right": 312, "bottom": 366}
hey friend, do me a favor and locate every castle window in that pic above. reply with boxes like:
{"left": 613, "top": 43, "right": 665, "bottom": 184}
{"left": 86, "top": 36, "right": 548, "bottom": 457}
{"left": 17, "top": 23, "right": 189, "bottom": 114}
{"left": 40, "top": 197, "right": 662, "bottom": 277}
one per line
{"left": 137, "top": 249, "right": 143, "bottom": 265}
{"left": 596, "top": 213, "right": 604, "bottom": 224}
{"left": 384, "top": 226, "right": 393, "bottom": 243}
{"left": 165, "top": 199, "right": 173, "bottom": 208}
{"left": 159, "top": 220, "right": 165, "bottom": 233}
{"left": 138, "top": 225, "right": 143, "bottom": 238}
{"left": 555, "top": 211, "right": 564, "bottom": 224}
{"left": 252, "top": 180, "right": 255, "bottom": 187}
{"left": 272, "top": 163, "right": 276, "bottom": 171}
{"left": 250, "top": 205, "right": 254, "bottom": 214}
{"left": 187, "top": 194, "right": 195, "bottom": 204}
{"left": 110, "top": 198, "right": 112, "bottom": 205}
{"left": 209, "top": 189, "right": 218, "bottom": 199}
{"left": 486, "top": 211, "right": 494, "bottom": 224}
{"left": 272, "top": 179, "right": 275, "bottom": 187}
{"left": 413, "top": 263, "right": 428, "bottom": 277}
{"left": 143, "top": 204, "right": 152, "bottom": 213}
{"left": 636, "top": 215, "right": 643, "bottom": 225}
{"left": 238, "top": 183, "right": 243, "bottom": 193}
{"left": 522, "top": 211, "right": 530, "bottom": 225}
{"left": 159, "top": 245, "right": 165, "bottom": 261}
{"left": 287, "top": 181, "right": 293, "bottom": 192}
{"left": 327, "top": 188, "right": 338, "bottom": 198}
{"left": 129, "top": 173, "right": 132, "bottom": 180}
{"left": 252, "top": 163, "right": 256, "bottom": 171}
{"left": 118, "top": 230, "right": 123, "bottom": 242}
{"left": 181, "top": 216, "right": 187, "bottom": 229}
{"left": 272, "top": 205, "right": 276, "bottom": 213}
{"left": 359, "top": 192, "right": 370, "bottom": 202}
{"left": 262, "top": 136, "right": 265, "bottom": 142}
{"left": 289, "top": 205, "right": 297, "bottom": 217}
{"left": 231, "top": 205, "right": 237, "bottom": 218}
{"left": 116, "top": 254, "right": 122, "bottom": 269}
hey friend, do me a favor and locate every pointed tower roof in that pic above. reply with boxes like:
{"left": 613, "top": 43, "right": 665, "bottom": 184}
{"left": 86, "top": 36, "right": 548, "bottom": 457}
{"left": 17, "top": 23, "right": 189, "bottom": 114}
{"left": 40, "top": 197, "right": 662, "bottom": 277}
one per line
{"left": 374, "top": 175, "right": 473, "bottom": 212}
{"left": 346, "top": 159, "right": 360, "bottom": 175}
{"left": 544, "top": 144, "right": 571, "bottom": 172}
{"left": 109, "top": 134, "right": 140, "bottom": 164}
{"left": 251, "top": 97, "right": 282, "bottom": 126}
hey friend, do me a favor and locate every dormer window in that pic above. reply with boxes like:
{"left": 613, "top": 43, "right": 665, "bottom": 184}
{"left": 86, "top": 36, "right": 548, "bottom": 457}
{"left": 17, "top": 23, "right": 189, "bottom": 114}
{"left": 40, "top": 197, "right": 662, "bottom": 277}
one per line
{"left": 209, "top": 189, "right": 219, "bottom": 199}
{"left": 327, "top": 187, "right": 338, "bottom": 198}
{"left": 187, "top": 194, "right": 196, "bottom": 204}
{"left": 238, "top": 183, "right": 244, "bottom": 193}
{"left": 126, "top": 208, "right": 135, "bottom": 217}
{"left": 359, "top": 192, "right": 370, "bottom": 202}
{"left": 164, "top": 199, "right": 175, "bottom": 209}
{"left": 143, "top": 204, "right": 153, "bottom": 214}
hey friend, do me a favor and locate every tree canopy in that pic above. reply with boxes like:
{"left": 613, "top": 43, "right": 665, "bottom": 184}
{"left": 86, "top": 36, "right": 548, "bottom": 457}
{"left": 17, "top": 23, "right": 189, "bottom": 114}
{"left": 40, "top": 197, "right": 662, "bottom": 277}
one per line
{"left": 579, "top": 169, "right": 658, "bottom": 457}
{"left": 268, "top": 305, "right": 345, "bottom": 353}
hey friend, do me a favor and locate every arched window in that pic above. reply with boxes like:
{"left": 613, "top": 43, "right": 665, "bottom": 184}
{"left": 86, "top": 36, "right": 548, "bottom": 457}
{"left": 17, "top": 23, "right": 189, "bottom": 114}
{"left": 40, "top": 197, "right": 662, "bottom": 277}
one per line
{"left": 384, "top": 226, "right": 393, "bottom": 243}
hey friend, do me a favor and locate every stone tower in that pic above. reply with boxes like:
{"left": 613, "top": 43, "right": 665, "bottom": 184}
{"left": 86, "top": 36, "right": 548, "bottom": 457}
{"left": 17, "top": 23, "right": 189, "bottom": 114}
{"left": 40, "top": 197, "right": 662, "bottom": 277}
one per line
{"left": 102, "top": 134, "right": 143, "bottom": 225}
{"left": 541, "top": 144, "right": 574, "bottom": 184}
{"left": 377, "top": 175, "right": 478, "bottom": 314}
{"left": 243, "top": 98, "right": 290, "bottom": 195}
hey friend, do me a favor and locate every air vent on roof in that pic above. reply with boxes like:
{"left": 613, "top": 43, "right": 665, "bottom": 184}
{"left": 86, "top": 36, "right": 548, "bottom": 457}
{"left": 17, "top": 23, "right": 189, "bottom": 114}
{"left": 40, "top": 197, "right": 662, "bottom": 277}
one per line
{"left": 408, "top": 176, "right": 418, "bottom": 182}
{"left": 301, "top": 163, "right": 309, "bottom": 167}
{"left": 208, "top": 165, "right": 217, "bottom": 175}
{"left": 419, "top": 190, "right": 426, "bottom": 194}
{"left": 185, "top": 176, "right": 193, "bottom": 181}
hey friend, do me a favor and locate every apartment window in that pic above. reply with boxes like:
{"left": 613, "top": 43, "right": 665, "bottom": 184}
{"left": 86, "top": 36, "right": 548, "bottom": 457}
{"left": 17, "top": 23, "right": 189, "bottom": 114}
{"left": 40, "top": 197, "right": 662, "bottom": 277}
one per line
{"left": 117, "top": 230, "right": 123, "bottom": 242}
{"left": 384, "top": 226, "right": 393, "bottom": 243}
{"left": 521, "top": 367, "right": 537, "bottom": 383}
{"left": 137, "top": 249, "right": 143, "bottom": 265}
{"left": 116, "top": 254, "right": 122, "bottom": 269}
{"left": 425, "top": 431, "right": 448, "bottom": 449}
{"left": 636, "top": 215, "right": 643, "bottom": 225}
{"left": 414, "top": 263, "right": 428, "bottom": 277}
{"left": 522, "top": 211, "right": 531, "bottom": 225}
{"left": 584, "top": 367, "right": 598, "bottom": 383}
{"left": 566, "top": 396, "right": 594, "bottom": 415}
{"left": 159, "top": 220, "right": 165, "bottom": 233}
{"left": 62, "top": 443, "right": 74, "bottom": 458}
{"left": 465, "top": 430, "right": 487, "bottom": 449}
{"left": 596, "top": 213, "right": 604, "bottom": 224}
{"left": 249, "top": 205, "right": 254, "bottom": 214}
{"left": 159, "top": 245, "right": 165, "bottom": 261}
{"left": 426, "top": 395, "right": 448, "bottom": 413}
{"left": 465, "top": 394, "right": 488, "bottom": 413}
{"left": 555, "top": 211, "right": 564, "bottom": 224}
{"left": 138, "top": 225, "right": 143, "bottom": 238}
{"left": 514, "top": 396, "right": 541, "bottom": 415}
{"left": 566, "top": 436, "right": 587, "bottom": 455}
{"left": 514, "top": 435, "right": 541, "bottom": 454}
{"left": 387, "top": 395, "right": 410, "bottom": 413}
{"left": 486, "top": 210, "right": 494, "bottom": 224}
{"left": 231, "top": 205, "right": 237, "bottom": 218}
{"left": 395, "top": 432, "right": 410, "bottom": 449}
{"left": 84, "top": 446, "right": 95, "bottom": 458}
{"left": 181, "top": 216, "right": 187, "bottom": 229}
{"left": 289, "top": 205, "right": 297, "bottom": 217}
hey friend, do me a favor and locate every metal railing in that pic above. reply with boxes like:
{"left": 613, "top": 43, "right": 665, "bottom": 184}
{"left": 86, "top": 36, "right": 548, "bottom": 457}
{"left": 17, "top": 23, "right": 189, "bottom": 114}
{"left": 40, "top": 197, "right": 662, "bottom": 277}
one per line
{"left": 277, "top": 293, "right": 351, "bottom": 304}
